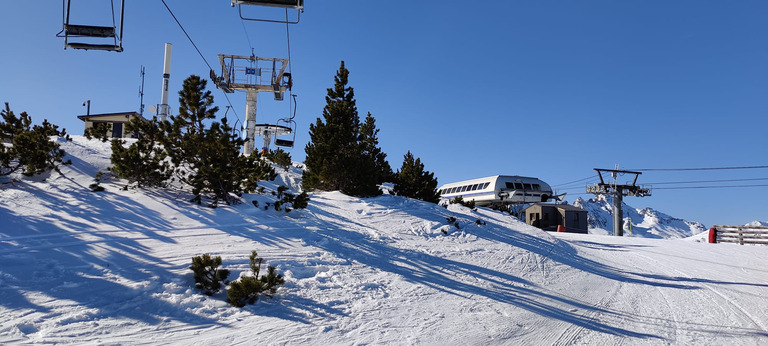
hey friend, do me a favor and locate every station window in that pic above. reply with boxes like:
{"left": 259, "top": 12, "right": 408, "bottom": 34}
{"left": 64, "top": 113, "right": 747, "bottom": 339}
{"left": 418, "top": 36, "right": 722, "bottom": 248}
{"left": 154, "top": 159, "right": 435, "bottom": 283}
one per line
{"left": 505, "top": 182, "right": 514, "bottom": 189}
{"left": 524, "top": 183, "right": 533, "bottom": 190}
{"left": 514, "top": 183, "right": 523, "bottom": 189}
{"left": 532, "top": 184, "right": 541, "bottom": 191}
{"left": 482, "top": 182, "right": 490, "bottom": 189}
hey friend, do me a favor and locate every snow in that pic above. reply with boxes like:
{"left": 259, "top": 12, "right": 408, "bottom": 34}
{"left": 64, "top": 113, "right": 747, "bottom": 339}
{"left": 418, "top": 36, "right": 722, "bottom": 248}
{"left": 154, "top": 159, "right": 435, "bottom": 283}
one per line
{"left": 1, "top": 136, "right": 767, "bottom": 344}
{"left": 574, "top": 195, "right": 707, "bottom": 238}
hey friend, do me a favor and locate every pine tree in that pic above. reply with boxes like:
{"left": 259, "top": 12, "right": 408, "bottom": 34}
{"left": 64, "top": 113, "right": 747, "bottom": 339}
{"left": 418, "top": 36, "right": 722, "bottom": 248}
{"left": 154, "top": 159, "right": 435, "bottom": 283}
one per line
{"left": 0, "top": 103, "right": 70, "bottom": 177}
{"left": 360, "top": 113, "right": 394, "bottom": 184}
{"left": 109, "top": 116, "right": 170, "bottom": 188}
{"left": 393, "top": 151, "right": 440, "bottom": 203}
{"left": 160, "top": 75, "right": 275, "bottom": 206}
{"left": 303, "top": 61, "right": 389, "bottom": 197}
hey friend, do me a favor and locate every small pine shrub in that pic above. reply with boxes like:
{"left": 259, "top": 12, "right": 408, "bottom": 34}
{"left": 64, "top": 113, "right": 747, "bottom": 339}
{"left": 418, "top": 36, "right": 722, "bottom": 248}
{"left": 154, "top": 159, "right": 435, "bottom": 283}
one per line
{"left": 265, "top": 148, "right": 292, "bottom": 171}
{"left": 227, "top": 251, "right": 285, "bottom": 307}
{"left": 228, "top": 276, "right": 265, "bottom": 307}
{"left": 475, "top": 219, "right": 486, "bottom": 226}
{"left": 190, "top": 254, "right": 230, "bottom": 295}
{"left": 260, "top": 265, "right": 285, "bottom": 295}
{"left": 276, "top": 185, "right": 290, "bottom": 199}
{"left": 252, "top": 200, "right": 259, "bottom": 208}
{"left": 89, "top": 171, "right": 106, "bottom": 192}
{"left": 292, "top": 191, "right": 309, "bottom": 209}
{"left": 84, "top": 123, "right": 110, "bottom": 142}
{"left": 449, "top": 196, "right": 475, "bottom": 209}
{"left": 446, "top": 216, "right": 457, "bottom": 224}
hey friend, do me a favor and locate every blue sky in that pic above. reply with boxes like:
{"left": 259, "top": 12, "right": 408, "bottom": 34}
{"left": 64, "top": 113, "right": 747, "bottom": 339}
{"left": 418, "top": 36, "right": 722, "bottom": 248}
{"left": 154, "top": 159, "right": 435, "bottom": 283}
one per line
{"left": 1, "top": 1, "right": 766, "bottom": 227}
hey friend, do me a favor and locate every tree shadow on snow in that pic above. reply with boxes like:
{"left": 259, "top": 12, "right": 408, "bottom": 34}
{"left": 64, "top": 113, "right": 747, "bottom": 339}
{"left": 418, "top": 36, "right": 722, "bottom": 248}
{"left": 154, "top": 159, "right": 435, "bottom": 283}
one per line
{"left": 300, "top": 197, "right": 662, "bottom": 340}
{"left": 0, "top": 180, "right": 224, "bottom": 331}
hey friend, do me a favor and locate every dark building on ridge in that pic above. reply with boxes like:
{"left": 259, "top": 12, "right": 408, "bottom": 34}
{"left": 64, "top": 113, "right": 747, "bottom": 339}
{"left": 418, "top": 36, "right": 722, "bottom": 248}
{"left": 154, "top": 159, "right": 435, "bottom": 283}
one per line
{"left": 524, "top": 203, "right": 588, "bottom": 234}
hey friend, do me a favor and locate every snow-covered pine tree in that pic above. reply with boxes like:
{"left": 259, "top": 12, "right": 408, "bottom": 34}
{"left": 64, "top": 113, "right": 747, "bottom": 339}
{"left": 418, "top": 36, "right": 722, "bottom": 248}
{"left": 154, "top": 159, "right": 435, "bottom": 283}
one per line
{"left": 393, "top": 151, "right": 440, "bottom": 203}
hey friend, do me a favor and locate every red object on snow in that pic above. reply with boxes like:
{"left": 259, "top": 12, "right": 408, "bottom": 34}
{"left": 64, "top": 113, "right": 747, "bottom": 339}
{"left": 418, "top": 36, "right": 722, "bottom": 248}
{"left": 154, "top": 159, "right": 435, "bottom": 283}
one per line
{"left": 708, "top": 227, "right": 717, "bottom": 243}
{"left": 557, "top": 225, "right": 566, "bottom": 233}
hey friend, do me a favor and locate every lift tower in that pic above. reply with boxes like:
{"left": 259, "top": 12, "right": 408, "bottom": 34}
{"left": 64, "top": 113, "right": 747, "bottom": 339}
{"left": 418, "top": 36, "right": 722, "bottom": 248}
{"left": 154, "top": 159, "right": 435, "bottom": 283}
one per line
{"left": 587, "top": 168, "right": 651, "bottom": 236}
{"left": 212, "top": 54, "right": 291, "bottom": 156}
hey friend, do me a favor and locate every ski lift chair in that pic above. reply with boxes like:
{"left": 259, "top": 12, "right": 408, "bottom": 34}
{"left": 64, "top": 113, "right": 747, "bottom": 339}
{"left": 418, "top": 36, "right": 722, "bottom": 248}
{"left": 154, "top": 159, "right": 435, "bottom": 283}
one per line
{"left": 58, "top": 0, "right": 125, "bottom": 52}
{"left": 274, "top": 119, "right": 296, "bottom": 148}
{"left": 274, "top": 94, "right": 298, "bottom": 148}
{"left": 232, "top": 0, "right": 304, "bottom": 24}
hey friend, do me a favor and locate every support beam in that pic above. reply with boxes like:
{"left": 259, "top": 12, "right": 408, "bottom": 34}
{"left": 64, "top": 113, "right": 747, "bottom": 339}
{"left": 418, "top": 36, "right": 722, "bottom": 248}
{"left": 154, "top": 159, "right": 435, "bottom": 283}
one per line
{"left": 244, "top": 90, "right": 258, "bottom": 156}
{"left": 613, "top": 192, "right": 623, "bottom": 237}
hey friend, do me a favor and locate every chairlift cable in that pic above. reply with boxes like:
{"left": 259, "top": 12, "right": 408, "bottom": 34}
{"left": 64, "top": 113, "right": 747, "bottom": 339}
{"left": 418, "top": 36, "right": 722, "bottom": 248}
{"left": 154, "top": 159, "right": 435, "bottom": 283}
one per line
{"left": 160, "top": 0, "right": 241, "bottom": 129}
{"left": 646, "top": 177, "right": 768, "bottom": 185}
{"left": 160, "top": 0, "right": 214, "bottom": 71}
{"left": 552, "top": 175, "right": 599, "bottom": 187}
{"left": 654, "top": 184, "right": 768, "bottom": 190}
{"left": 630, "top": 165, "right": 768, "bottom": 172}
{"left": 240, "top": 16, "right": 254, "bottom": 53}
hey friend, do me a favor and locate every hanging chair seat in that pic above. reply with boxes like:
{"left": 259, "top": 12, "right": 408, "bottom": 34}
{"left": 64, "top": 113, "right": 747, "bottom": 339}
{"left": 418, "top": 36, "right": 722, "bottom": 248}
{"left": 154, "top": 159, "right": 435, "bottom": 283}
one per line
{"left": 66, "top": 42, "right": 123, "bottom": 52}
{"left": 274, "top": 138, "right": 294, "bottom": 148}
{"left": 234, "top": 0, "right": 304, "bottom": 9}
{"left": 64, "top": 24, "right": 116, "bottom": 38}
{"left": 60, "top": 0, "right": 125, "bottom": 52}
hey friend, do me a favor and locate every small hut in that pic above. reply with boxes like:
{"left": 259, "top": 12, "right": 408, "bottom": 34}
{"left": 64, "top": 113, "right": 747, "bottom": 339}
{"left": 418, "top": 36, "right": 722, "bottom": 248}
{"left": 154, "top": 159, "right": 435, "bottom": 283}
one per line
{"left": 524, "top": 203, "right": 588, "bottom": 233}
{"left": 78, "top": 112, "right": 142, "bottom": 138}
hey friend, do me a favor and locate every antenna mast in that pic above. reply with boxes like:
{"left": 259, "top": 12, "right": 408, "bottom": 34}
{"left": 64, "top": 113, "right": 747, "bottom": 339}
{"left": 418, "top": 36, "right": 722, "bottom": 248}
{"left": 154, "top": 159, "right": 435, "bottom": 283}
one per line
{"left": 159, "top": 43, "right": 172, "bottom": 121}
{"left": 138, "top": 66, "right": 145, "bottom": 116}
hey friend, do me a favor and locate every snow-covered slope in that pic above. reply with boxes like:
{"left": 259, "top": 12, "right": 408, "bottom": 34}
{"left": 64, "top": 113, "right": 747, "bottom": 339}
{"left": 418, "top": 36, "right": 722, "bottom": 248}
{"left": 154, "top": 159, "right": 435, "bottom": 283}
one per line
{"left": 573, "top": 195, "right": 707, "bottom": 238}
{"left": 1, "top": 137, "right": 767, "bottom": 345}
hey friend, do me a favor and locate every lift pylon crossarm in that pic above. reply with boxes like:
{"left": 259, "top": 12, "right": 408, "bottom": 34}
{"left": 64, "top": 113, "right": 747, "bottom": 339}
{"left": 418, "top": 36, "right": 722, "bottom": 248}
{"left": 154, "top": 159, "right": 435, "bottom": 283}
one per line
{"left": 587, "top": 167, "right": 651, "bottom": 236}
{"left": 215, "top": 54, "right": 290, "bottom": 99}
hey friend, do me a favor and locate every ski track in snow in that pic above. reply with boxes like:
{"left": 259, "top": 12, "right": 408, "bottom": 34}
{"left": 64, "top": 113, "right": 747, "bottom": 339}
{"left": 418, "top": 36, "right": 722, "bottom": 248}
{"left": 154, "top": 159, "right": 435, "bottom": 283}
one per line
{"left": 1, "top": 137, "right": 768, "bottom": 344}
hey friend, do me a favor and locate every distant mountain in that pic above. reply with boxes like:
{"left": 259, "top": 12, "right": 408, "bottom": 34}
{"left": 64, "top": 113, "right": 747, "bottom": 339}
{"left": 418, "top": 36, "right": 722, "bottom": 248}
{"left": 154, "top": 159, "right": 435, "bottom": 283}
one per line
{"left": 572, "top": 195, "right": 707, "bottom": 239}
